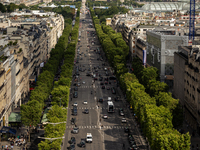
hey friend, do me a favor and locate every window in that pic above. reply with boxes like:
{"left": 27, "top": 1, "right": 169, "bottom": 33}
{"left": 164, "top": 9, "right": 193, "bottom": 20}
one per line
{"left": 157, "top": 51, "right": 161, "bottom": 62}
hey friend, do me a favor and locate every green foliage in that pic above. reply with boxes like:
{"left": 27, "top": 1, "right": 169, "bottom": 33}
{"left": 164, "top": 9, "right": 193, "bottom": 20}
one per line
{"left": 90, "top": 7, "right": 191, "bottom": 149}
{"left": 51, "top": 85, "right": 69, "bottom": 107}
{"left": 21, "top": 100, "right": 42, "bottom": 127}
{"left": 0, "top": 3, "right": 6, "bottom": 13}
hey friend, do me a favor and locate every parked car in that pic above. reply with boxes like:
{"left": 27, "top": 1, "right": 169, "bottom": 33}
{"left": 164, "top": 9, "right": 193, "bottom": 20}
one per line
{"left": 102, "top": 85, "right": 105, "bottom": 89}
{"left": 73, "top": 102, "right": 78, "bottom": 106}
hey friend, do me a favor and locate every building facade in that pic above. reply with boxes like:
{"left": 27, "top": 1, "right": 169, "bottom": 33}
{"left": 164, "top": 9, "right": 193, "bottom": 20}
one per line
{"left": 174, "top": 46, "right": 200, "bottom": 134}
{"left": 0, "top": 14, "right": 64, "bottom": 128}
{"left": 146, "top": 30, "right": 188, "bottom": 88}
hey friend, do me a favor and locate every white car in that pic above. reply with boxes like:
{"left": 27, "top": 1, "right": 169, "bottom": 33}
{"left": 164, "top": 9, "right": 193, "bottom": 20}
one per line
{"left": 103, "top": 115, "right": 108, "bottom": 119}
{"left": 121, "top": 118, "right": 127, "bottom": 123}
{"left": 83, "top": 101, "right": 88, "bottom": 105}
{"left": 82, "top": 81, "right": 85, "bottom": 84}
{"left": 73, "top": 102, "right": 78, "bottom": 106}
{"left": 104, "top": 68, "right": 107, "bottom": 71}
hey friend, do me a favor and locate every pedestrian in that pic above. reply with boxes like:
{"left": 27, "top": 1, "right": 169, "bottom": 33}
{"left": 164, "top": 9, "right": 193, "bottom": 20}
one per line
{"left": 123, "top": 143, "right": 125, "bottom": 149}
{"left": 11, "top": 145, "right": 13, "bottom": 149}
{"left": 2, "top": 145, "right": 4, "bottom": 150}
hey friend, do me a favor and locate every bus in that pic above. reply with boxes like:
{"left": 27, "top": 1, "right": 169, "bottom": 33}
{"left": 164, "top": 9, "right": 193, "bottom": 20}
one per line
{"left": 107, "top": 101, "right": 114, "bottom": 112}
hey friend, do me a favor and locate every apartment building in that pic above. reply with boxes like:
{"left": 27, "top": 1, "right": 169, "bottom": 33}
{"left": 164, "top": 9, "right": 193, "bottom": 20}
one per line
{"left": 174, "top": 46, "right": 200, "bottom": 134}
{"left": 146, "top": 30, "right": 188, "bottom": 88}
{"left": 0, "top": 13, "right": 64, "bottom": 128}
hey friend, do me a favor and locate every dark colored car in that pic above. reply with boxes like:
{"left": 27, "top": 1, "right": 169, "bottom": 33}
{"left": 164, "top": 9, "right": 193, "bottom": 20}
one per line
{"left": 83, "top": 109, "right": 89, "bottom": 114}
{"left": 68, "top": 137, "right": 76, "bottom": 144}
{"left": 102, "top": 85, "right": 105, "bottom": 89}
{"left": 124, "top": 127, "right": 130, "bottom": 133}
{"left": 74, "top": 87, "right": 78, "bottom": 91}
{"left": 105, "top": 81, "right": 108, "bottom": 85}
{"left": 73, "top": 91, "right": 78, "bottom": 98}
{"left": 99, "top": 77, "right": 103, "bottom": 81}
{"left": 77, "top": 140, "right": 86, "bottom": 148}
{"left": 99, "top": 98, "right": 103, "bottom": 102}
{"left": 71, "top": 118, "right": 76, "bottom": 125}
{"left": 109, "top": 76, "right": 116, "bottom": 80}
{"left": 67, "top": 144, "right": 75, "bottom": 150}
{"left": 100, "top": 82, "right": 104, "bottom": 85}
{"left": 111, "top": 87, "right": 116, "bottom": 94}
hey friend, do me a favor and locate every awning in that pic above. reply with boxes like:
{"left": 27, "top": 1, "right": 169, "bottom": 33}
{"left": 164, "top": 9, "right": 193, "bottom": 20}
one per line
{"left": 41, "top": 107, "right": 50, "bottom": 124}
{"left": 29, "top": 75, "right": 36, "bottom": 82}
{"left": 9, "top": 112, "right": 21, "bottom": 122}
{"left": 0, "top": 126, "right": 16, "bottom": 135}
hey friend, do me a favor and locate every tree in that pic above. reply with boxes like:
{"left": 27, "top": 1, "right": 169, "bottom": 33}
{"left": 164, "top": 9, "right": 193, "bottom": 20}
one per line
{"left": 51, "top": 85, "right": 69, "bottom": 107}
{"left": 0, "top": 3, "right": 6, "bottom": 13}
{"left": 141, "top": 67, "right": 158, "bottom": 87}
{"left": 21, "top": 100, "right": 42, "bottom": 127}
{"left": 21, "top": 100, "right": 42, "bottom": 142}
{"left": 147, "top": 79, "right": 169, "bottom": 97}
{"left": 6, "top": 3, "right": 17, "bottom": 12}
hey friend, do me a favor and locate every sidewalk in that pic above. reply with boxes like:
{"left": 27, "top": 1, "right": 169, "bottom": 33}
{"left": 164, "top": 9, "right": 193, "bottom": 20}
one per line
{"left": 0, "top": 126, "right": 44, "bottom": 150}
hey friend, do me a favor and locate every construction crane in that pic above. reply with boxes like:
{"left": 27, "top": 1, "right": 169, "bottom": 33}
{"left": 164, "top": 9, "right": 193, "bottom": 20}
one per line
{"left": 189, "top": 0, "right": 195, "bottom": 41}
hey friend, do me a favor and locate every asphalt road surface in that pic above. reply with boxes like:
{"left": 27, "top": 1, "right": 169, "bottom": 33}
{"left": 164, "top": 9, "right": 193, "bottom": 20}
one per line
{"left": 62, "top": 8, "right": 147, "bottom": 150}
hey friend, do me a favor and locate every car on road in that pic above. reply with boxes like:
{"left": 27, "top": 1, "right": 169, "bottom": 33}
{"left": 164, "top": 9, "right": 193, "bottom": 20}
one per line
{"left": 102, "top": 85, "right": 105, "bottom": 89}
{"left": 71, "top": 127, "right": 79, "bottom": 134}
{"left": 73, "top": 91, "right": 78, "bottom": 98}
{"left": 111, "top": 87, "right": 116, "bottom": 94}
{"left": 119, "top": 108, "right": 124, "bottom": 116}
{"left": 67, "top": 144, "right": 75, "bottom": 150}
{"left": 100, "top": 82, "right": 104, "bottom": 85}
{"left": 105, "top": 81, "right": 108, "bottom": 85}
{"left": 82, "top": 81, "right": 85, "bottom": 84}
{"left": 99, "top": 77, "right": 103, "bottom": 81}
{"left": 73, "top": 102, "right": 78, "bottom": 106}
{"left": 77, "top": 140, "right": 86, "bottom": 148}
{"left": 68, "top": 137, "right": 76, "bottom": 144}
{"left": 83, "top": 101, "right": 88, "bottom": 105}
{"left": 83, "top": 109, "right": 89, "bottom": 114}
{"left": 99, "top": 98, "right": 103, "bottom": 102}
{"left": 74, "top": 87, "right": 78, "bottom": 91}
{"left": 121, "top": 118, "right": 127, "bottom": 123}
{"left": 103, "top": 115, "right": 108, "bottom": 119}
{"left": 71, "top": 118, "right": 76, "bottom": 125}
{"left": 124, "top": 127, "right": 130, "bottom": 133}
{"left": 104, "top": 68, "right": 107, "bottom": 71}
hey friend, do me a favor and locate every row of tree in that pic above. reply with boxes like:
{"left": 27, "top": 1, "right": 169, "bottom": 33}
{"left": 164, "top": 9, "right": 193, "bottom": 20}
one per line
{"left": 94, "top": 6, "right": 128, "bottom": 23}
{"left": 91, "top": 8, "right": 129, "bottom": 80}
{"left": 20, "top": 9, "right": 79, "bottom": 149}
{"left": 90, "top": 8, "right": 191, "bottom": 150}
{"left": 0, "top": 3, "right": 28, "bottom": 12}
{"left": 38, "top": 10, "right": 80, "bottom": 150}
{"left": 120, "top": 72, "right": 190, "bottom": 149}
